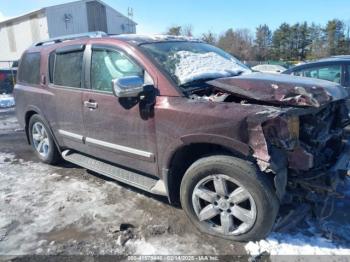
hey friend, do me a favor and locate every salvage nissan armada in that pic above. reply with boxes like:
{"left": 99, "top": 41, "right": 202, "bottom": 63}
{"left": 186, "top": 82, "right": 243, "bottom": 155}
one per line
{"left": 14, "top": 32, "right": 350, "bottom": 241}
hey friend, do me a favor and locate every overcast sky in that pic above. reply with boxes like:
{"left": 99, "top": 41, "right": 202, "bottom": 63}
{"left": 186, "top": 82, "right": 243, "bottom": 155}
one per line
{"left": 0, "top": 0, "right": 349, "bottom": 35}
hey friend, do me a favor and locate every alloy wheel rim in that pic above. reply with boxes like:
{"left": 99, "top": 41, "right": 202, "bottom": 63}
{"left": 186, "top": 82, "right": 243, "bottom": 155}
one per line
{"left": 32, "top": 122, "right": 50, "bottom": 158}
{"left": 192, "top": 174, "right": 257, "bottom": 236}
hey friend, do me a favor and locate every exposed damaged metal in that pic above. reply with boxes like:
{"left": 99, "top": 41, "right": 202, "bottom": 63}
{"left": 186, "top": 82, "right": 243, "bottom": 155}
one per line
{"left": 207, "top": 73, "right": 348, "bottom": 107}
{"left": 187, "top": 73, "right": 350, "bottom": 226}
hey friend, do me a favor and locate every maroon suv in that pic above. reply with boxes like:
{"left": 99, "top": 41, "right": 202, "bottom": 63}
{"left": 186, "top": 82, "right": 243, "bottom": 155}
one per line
{"left": 14, "top": 32, "right": 350, "bottom": 241}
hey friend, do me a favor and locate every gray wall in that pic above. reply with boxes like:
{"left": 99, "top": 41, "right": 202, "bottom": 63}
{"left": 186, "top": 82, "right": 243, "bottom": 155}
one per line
{"left": 46, "top": 0, "right": 137, "bottom": 38}
{"left": 46, "top": 1, "right": 88, "bottom": 38}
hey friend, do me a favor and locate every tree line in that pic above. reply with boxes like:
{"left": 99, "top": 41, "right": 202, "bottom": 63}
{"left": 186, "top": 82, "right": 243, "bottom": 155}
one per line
{"left": 166, "top": 19, "right": 350, "bottom": 62}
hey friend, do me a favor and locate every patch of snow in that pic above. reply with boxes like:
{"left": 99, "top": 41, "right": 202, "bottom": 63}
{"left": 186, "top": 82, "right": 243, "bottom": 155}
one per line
{"left": 172, "top": 51, "right": 249, "bottom": 85}
{"left": 128, "top": 234, "right": 217, "bottom": 255}
{"left": 0, "top": 152, "right": 221, "bottom": 255}
{"left": 245, "top": 178, "right": 350, "bottom": 256}
{"left": 0, "top": 109, "right": 19, "bottom": 131}
{"left": 115, "top": 34, "right": 201, "bottom": 42}
{"left": 245, "top": 232, "right": 350, "bottom": 256}
{"left": 0, "top": 94, "right": 15, "bottom": 108}
{"left": 0, "top": 153, "right": 143, "bottom": 254}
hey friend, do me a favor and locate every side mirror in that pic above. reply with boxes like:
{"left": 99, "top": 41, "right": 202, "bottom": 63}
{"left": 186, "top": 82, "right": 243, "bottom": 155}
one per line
{"left": 112, "top": 76, "right": 144, "bottom": 98}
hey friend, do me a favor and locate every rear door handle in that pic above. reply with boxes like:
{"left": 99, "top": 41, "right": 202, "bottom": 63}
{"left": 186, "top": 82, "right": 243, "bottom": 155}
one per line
{"left": 84, "top": 100, "right": 98, "bottom": 110}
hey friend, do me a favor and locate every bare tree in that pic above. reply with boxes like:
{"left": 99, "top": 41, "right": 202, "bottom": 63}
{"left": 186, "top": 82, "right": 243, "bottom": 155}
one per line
{"left": 182, "top": 24, "right": 194, "bottom": 37}
{"left": 218, "top": 28, "right": 255, "bottom": 61}
{"left": 201, "top": 31, "right": 217, "bottom": 45}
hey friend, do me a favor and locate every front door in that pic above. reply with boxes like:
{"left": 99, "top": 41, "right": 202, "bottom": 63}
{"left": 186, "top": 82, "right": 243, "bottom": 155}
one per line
{"left": 82, "top": 44, "right": 158, "bottom": 175}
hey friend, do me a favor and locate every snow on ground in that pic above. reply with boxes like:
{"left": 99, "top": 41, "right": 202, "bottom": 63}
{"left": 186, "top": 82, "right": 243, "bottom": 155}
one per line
{"left": 0, "top": 108, "right": 19, "bottom": 132}
{"left": 172, "top": 51, "right": 249, "bottom": 84}
{"left": 0, "top": 151, "right": 232, "bottom": 255}
{"left": 245, "top": 177, "right": 350, "bottom": 256}
{"left": 0, "top": 94, "right": 15, "bottom": 108}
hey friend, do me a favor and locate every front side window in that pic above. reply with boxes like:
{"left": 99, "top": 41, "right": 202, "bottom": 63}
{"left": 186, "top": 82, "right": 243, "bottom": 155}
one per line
{"left": 90, "top": 48, "right": 143, "bottom": 92}
{"left": 18, "top": 52, "right": 40, "bottom": 85}
{"left": 53, "top": 51, "right": 84, "bottom": 88}
{"left": 302, "top": 65, "right": 342, "bottom": 84}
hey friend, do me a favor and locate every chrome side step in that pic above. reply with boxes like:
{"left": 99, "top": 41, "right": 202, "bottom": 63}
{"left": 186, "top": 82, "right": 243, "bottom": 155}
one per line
{"left": 61, "top": 150, "right": 167, "bottom": 196}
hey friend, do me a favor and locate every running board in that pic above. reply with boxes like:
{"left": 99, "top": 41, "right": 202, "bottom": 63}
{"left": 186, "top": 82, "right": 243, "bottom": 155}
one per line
{"left": 61, "top": 150, "right": 167, "bottom": 196}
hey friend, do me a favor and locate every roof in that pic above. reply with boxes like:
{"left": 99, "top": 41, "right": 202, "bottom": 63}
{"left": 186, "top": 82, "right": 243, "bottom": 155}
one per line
{"left": 0, "top": 0, "right": 136, "bottom": 27}
{"left": 29, "top": 33, "right": 202, "bottom": 49}
{"left": 112, "top": 34, "right": 203, "bottom": 45}
{"left": 317, "top": 55, "right": 350, "bottom": 62}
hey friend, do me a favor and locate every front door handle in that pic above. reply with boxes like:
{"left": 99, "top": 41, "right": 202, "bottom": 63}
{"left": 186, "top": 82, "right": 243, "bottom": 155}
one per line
{"left": 84, "top": 100, "right": 98, "bottom": 110}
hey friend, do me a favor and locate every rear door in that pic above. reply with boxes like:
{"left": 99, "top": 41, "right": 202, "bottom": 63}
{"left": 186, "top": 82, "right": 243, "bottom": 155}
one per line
{"left": 82, "top": 44, "right": 158, "bottom": 175}
{"left": 44, "top": 44, "right": 88, "bottom": 154}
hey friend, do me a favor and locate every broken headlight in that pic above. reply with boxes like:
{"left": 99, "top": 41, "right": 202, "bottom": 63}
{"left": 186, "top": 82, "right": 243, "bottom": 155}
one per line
{"left": 263, "top": 115, "right": 300, "bottom": 150}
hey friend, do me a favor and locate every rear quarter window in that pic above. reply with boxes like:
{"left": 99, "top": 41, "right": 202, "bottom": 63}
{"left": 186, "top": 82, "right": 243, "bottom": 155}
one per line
{"left": 18, "top": 52, "right": 41, "bottom": 85}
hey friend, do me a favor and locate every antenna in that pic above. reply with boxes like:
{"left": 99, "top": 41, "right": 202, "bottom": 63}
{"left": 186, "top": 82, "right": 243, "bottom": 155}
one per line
{"left": 127, "top": 7, "right": 134, "bottom": 33}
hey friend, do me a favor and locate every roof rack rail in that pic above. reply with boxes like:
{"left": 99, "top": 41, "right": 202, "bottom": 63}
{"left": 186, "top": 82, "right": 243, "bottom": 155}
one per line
{"left": 34, "top": 31, "right": 107, "bottom": 46}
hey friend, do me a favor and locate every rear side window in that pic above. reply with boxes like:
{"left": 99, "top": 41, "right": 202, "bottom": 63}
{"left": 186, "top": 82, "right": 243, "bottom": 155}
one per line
{"left": 293, "top": 65, "right": 342, "bottom": 84}
{"left": 53, "top": 51, "right": 84, "bottom": 88}
{"left": 18, "top": 52, "right": 40, "bottom": 85}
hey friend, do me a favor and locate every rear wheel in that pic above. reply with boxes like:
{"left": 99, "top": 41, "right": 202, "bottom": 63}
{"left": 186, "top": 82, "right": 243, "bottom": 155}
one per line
{"left": 29, "top": 114, "right": 61, "bottom": 164}
{"left": 180, "top": 155, "right": 279, "bottom": 242}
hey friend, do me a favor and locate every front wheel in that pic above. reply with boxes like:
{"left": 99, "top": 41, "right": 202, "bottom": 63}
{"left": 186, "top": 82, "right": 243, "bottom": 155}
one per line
{"left": 180, "top": 155, "right": 279, "bottom": 242}
{"left": 28, "top": 114, "right": 61, "bottom": 164}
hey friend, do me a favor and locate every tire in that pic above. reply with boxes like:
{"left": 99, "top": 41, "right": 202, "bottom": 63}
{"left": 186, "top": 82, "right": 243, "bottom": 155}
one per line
{"left": 28, "top": 114, "right": 61, "bottom": 165}
{"left": 180, "top": 155, "right": 279, "bottom": 242}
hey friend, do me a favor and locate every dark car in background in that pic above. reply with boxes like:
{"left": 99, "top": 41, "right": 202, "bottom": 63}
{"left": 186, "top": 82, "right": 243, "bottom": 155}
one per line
{"left": 283, "top": 56, "right": 350, "bottom": 88}
{"left": 0, "top": 68, "right": 17, "bottom": 94}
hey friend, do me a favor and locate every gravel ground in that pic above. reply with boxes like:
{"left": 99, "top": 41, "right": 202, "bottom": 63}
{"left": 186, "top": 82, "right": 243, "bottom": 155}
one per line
{"left": 0, "top": 108, "right": 349, "bottom": 259}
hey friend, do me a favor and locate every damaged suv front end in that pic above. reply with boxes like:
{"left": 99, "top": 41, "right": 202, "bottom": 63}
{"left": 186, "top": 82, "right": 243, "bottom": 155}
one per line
{"left": 139, "top": 39, "right": 350, "bottom": 239}
{"left": 209, "top": 74, "right": 350, "bottom": 225}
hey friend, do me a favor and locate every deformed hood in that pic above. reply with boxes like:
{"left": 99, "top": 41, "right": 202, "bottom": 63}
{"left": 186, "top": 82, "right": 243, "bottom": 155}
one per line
{"left": 207, "top": 73, "right": 349, "bottom": 107}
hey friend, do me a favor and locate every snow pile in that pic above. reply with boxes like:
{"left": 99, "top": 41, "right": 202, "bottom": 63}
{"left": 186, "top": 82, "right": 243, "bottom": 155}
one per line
{"left": 173, "top": 51, "right": 249, "bottom": 85}
{"left": 245, "top": 232, "right": 350, "bottom": 255}
{"left": 245, "top": 177, "right": 350, "bottom": 256}
{"left": 0, "top": 94, "right": 15, "bottom": 108}
{"left": 0, "top": 152, "right": 221, "bottom": 255}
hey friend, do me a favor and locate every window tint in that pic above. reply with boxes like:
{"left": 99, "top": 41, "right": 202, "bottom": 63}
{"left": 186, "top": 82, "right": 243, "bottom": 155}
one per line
{"left": 301, "top": 65, "right": 342, "bottom": 84}
{"left": 91, "top": 48, "right": 143, "bottom": 92}
{"left": 18, "top": 52, "right": 40, "bottom": 85}
{"left": 54, "top": 51, "right": 83, "bottom": 88}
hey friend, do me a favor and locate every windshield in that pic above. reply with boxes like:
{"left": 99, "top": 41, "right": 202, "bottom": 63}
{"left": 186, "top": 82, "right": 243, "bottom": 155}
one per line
{"left": 140, "top": 42, "right": 250, "bottom": 87}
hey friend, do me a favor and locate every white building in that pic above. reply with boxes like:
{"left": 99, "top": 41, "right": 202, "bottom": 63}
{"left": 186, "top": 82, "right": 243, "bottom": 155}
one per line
{"left": 0, "top": 0, "right": 137, "bottom": 65}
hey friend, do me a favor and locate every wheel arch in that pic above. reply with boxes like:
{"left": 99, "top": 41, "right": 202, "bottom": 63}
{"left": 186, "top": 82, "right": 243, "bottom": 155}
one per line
{"left": 164, "top": 138, "right": 252, "bottom": 204}
{"left": 25, "top": 110, "right": 61, "bottom": 153}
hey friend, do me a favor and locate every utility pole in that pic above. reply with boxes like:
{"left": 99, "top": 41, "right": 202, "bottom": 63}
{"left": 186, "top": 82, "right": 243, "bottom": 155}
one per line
{"left": 127, "top": 7, "right": 134, "bottom": 33}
